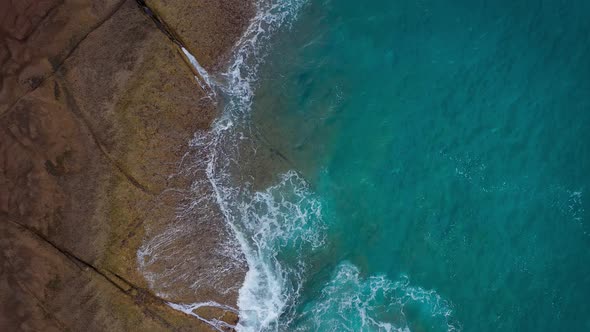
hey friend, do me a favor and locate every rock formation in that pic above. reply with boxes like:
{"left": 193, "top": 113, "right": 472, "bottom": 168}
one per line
{"left": 0, "top": 0, "right": 253, "bottom": 330}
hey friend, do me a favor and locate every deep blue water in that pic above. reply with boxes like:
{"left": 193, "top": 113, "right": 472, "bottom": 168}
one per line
{"left": 247, "top": 0, "right": 590, "bottom": 330}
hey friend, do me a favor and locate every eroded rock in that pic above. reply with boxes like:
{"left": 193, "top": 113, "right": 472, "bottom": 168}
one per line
{"left": 1, "top": 0, "right": 253, "bottom": 330}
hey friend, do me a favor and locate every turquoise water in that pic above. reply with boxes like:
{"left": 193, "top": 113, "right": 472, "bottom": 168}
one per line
{"left": 245, "top": 0, "right": 590, "bottom": 330}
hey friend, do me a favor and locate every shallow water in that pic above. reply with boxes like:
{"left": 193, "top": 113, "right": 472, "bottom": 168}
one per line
{"left": 246, "top": 0, "right": 590, "bottom": 330}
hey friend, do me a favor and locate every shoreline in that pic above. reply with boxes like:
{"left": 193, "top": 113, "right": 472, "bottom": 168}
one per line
{"left": 1, "top": 0, "right": 254, "bottom": 330}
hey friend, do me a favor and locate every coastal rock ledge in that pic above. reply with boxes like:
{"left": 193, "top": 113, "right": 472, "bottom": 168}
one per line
{"left": 1, "top": 0, "right": 253, "bottom": 331}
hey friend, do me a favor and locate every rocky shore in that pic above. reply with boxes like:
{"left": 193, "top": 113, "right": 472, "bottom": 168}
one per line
{"left": 1, "top": 0, "right": 252, "bottom": 330}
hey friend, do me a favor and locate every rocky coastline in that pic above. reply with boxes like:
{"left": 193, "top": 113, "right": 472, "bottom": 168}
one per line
{"left": 1, "top": 0, "right": 253, "bottom": 330}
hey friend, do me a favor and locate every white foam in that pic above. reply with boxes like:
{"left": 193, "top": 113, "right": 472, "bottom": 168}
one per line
{"left": 138, "top": 1, "right": 327, "bottom": 330}
{"left": 230, "top": 171, "right": 325, "bottom": 331}
{"left": 221, "top": 0, "right": 309, "bottom": 110}
{"left": 298, "top": 262, "right": 461, "bottom": 332}
{"left": 193, "top": 1, "right": 319, "bottom": 330}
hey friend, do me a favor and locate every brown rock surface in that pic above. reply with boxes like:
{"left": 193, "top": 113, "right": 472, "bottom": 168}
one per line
{"left": 1, "top": 0, "right": 252, "bottom": 330}
{"left": 0, "top": 0, "right": 125, "bottom": 114}
{"left": 144, "top": 0, "right": 254, "bottom": 70}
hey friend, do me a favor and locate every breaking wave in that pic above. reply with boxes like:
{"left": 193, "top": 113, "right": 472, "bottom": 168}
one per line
{"left": 295, "top": 262, "right": 460, "bottom": 332}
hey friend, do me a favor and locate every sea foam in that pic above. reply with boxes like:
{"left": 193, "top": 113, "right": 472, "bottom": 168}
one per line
{"left": 189, "top": 0, "right": 322, "bottom": 330}
{"left": 296, "top": 262, "right": 460, "bottom": 332}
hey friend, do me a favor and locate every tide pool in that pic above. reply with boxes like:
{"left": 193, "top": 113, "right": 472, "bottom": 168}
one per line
{"left": 248, "top": 0, "right": 590, "bottom": 330}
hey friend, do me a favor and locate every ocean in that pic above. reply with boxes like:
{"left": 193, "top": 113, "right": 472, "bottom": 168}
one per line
{"left": 198, "top": 0, "right": 590, "bottom": 330}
